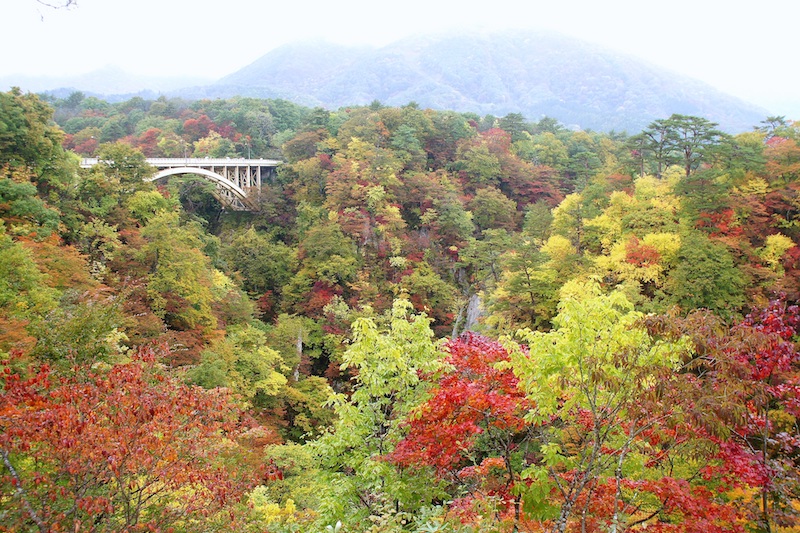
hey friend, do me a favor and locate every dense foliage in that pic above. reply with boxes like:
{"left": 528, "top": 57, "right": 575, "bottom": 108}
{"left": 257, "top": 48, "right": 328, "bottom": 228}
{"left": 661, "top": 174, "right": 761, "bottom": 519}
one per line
{"left": 1, "top": 87, "right": 799, "bottom": 532}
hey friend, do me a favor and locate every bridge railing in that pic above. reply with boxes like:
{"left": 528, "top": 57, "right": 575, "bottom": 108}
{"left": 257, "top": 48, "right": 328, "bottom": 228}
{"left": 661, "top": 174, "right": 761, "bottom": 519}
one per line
{"left": 145, "top": 158, "right": 282, "bottom": 166}
{"left": 80, "top": 157, "right": 282, "bottom": 168}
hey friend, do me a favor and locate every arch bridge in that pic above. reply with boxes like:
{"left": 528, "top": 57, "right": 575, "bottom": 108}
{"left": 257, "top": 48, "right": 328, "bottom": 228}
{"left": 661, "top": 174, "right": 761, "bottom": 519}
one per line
{"left": 80, "top": 157, "right": 281, "bottom": 211}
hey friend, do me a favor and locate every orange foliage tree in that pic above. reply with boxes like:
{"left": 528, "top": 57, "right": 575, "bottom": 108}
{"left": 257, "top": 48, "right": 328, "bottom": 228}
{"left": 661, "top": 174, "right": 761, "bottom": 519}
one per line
{"left": 0, "top": 345, "right": 258, "bottom": 532}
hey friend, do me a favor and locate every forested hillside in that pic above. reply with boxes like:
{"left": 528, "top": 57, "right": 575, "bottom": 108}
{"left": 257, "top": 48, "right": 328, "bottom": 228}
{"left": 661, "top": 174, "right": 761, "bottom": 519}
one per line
{"left": 208, "top": 31, "right": 766, "bottom": 133}
{"left": 2, "top": 87, "right": 799, "bottom": 532}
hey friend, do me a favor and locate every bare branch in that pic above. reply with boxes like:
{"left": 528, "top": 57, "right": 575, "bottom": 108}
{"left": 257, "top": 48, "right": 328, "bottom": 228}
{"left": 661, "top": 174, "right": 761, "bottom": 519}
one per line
{"left": 35, "top": 0, "right": 77, "bottom": 8}
{"left": 1, "top": 448, "right": 48, "bottom": 533}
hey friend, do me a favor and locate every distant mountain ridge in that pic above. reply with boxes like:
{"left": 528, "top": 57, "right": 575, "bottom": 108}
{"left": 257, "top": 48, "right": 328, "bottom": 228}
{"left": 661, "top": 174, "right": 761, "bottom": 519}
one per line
{"left": 3, "top": 30, "right": 768, "bottom": 133}
{"left": 0, "top": 66, "right": 211, "bottom": 99}
{"left": 206, "top": 30, "right": 767, "bottom": 133}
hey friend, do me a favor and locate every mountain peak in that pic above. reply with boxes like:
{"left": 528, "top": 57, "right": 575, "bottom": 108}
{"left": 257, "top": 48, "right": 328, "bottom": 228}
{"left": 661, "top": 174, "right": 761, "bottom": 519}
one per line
{"left": 210, "top": 30, "right": 766, "bottom": 132}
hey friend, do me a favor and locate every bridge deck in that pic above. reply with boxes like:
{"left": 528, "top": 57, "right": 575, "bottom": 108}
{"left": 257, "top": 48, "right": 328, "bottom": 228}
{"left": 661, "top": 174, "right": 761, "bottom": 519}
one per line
{"left": 80, "top": 157, "right": 281, "bottom": 168}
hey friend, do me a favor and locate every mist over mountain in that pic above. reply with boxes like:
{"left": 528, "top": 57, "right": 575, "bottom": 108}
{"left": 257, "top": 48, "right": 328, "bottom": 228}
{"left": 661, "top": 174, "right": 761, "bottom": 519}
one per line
{"left": 5, "top": 31, "right": 769, "bottom": 133}
{"left": 0, "top": 66, "right": 211, "bottom": 99}
{"left": 205, "top": 30, "right": 767, "bottom": 132}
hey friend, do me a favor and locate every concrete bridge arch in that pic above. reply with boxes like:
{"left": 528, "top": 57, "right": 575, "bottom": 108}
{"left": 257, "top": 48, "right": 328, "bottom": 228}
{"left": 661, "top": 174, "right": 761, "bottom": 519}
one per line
{"left": 147, "top": 167, "right": 253, "bottom": 210}
{"left": 80, "top": 157, "right": 281, "bottom": 211}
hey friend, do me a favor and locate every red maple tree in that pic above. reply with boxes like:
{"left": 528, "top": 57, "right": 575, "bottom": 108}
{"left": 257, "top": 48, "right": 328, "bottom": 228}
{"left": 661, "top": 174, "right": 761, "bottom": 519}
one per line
{"left": 390, "top": 333, "right": 534, "bottom": 523}
{"left": 1, "top": 345, "right": 258, "bottom": 532}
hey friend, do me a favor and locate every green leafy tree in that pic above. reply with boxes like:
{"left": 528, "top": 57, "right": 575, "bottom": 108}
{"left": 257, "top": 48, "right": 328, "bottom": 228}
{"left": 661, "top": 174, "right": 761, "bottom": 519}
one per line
{"left": 499, "top": 112, "right": 529, "bottom": 142}
{"left": 1, "top": 89, "right": 76, "bottom": 198}
{"left": 633, "top": 117, "right": 673, "bottom": 178}
{"left": 638, "top": 114, "right": 728, "bottom": 178}
{"left": 141, "top": 211, "right": 218, "bottom": 331}
{"left": 550, "top": 193, "right": 586, "bottom": 253}
{"left": 523, "top": 200, "right": 554, "bottom": 241}
{"left": 663, "top": 230, "right": 746, "bottom": 317}
{"left": 249, "top": 442, "right": 326, "bottom": 519}
{"left": 266, "top": 98, "right": 310, "bottom": 133}
{"left": 460, "top": 228, "right": 514, "bottom": 288}
{"left": 99, "top": 115, "right": 127, "bottom": 143}
{"left": 280, "top": 155, "right": 329, "bottom": 204}
{"left": 420, "top": 179, "right": 476, "bottom": 245}
{"left": 663, "top": 114, "right": 728, "bottom": 177}
{"left": 0, "top": 88, "right": 64, "bottom": 172}
{"left": 264, "top": 313, "right": 332, "bottom": 378}
{"left": 390, "top": 124, "right": 426, "bottom": 170}
{"left": 566, "top": 131, "right": 603, "bottom": 190}
{"left": 487, "top": 236, "right": 559, "bottom": 331}
{"left": 675, "top": 168, "right": 732, "bottom": 221}
{"left": 96, "top": 142, "right": 154, "bottom": 192}
{"left": 189, "top": 324, "right": 288, "bottom": 408}
{"left": 508, "top": 282, "right": 742, "bottom": 533}
{"left": 29, "top": 290, "right": 126, "bottom": 370}
{"left": 311, "top": 300, "right": 444, "bottom": 527}
{"left": 222, "top": 228, "right": 296, "bottom": 316}
{"left": 125, "top": 189, "right": 178, "bottom": 224}
{"left": 281, "top": 376, "right": 335, "bottom": 442}
{"left": 0, "top": 179, "right": 60, "bottom": 236}
{"left": 78, "top": 218, "right": 122, "bottom": 277}
{"left": 283, "top": 218, "right": 359, "bottom": 316}
{"left": 456, "top": 143, "right": 502, "bottom": 187}
{"left": 395, "top": 261, "right": 457, "bottom": 334}
{"left": 468, "top": 186, "right": 519, "bottom": 232}
{"left": 193, "top": 131, "right": 236, "bottom": 158}
{"left": 75, "top": 167, "right": 120, "bottom": 217}
{"left": 514, "top": 131, "right": 570, "bottom": 173}
{"left": 0, "top": 227, "right": 58, "bottom": 357}
{"left": 426, "top": 111, "right": 476, "bottom": 168}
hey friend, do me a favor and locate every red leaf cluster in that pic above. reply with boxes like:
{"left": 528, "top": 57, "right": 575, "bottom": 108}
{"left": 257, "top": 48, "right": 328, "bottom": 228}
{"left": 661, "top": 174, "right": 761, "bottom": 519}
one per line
{"left": 624, "top": 235, "right": 661, "bottom": 267}
{"left": 390, "top": 333, "right": 531, "bottom": 478}
{"left": 695, "top": 208, "right": 743, "bottom": 238}
{"left": 0, "top": 345, "right": 256, "bottom": 531}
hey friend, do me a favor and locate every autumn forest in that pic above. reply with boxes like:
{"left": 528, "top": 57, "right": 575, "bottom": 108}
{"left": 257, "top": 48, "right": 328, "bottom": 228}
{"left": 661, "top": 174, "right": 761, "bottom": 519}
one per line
{"left": 1, "top": 87, "right": 800, "bottom": 532}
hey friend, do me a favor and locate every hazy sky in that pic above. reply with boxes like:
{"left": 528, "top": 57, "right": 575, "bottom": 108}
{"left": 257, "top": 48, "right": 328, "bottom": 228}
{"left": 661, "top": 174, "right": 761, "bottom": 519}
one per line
{"left": 3, "top": 0, "right": 798, "bottom": 116}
